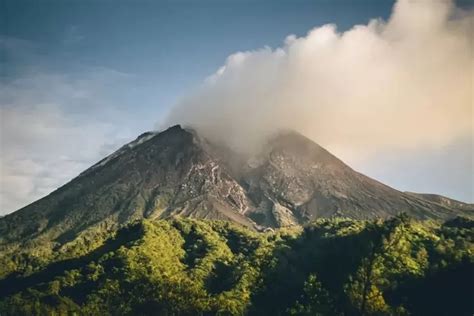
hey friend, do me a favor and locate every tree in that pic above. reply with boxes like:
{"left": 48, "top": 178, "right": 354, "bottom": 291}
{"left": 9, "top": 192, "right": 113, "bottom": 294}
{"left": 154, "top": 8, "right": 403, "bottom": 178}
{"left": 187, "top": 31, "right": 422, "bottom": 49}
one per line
{"left": 289, "top": 274, "right": 340, "bottom": 316}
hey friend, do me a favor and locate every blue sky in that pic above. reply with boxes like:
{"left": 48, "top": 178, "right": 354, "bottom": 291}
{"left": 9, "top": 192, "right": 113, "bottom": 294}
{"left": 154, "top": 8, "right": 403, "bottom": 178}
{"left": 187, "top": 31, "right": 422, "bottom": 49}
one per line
{"left": 3, "top": 0, "right": 394, "bottom": 129}
{"left": 1, "top": 0, "right": 472, "bottom": 214}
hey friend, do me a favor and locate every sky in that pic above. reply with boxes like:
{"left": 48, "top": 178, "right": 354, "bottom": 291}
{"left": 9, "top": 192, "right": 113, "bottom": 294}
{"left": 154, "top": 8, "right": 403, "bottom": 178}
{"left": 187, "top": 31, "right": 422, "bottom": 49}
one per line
{"left": 1, "top": 0, "right": 473, "bottom": 215}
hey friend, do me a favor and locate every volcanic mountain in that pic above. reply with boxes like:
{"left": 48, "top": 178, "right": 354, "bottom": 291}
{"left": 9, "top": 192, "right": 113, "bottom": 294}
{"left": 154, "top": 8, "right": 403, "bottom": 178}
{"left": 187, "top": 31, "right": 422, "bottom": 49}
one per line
{"left": 0, "top": 125, "right": 471, "bottom": 251}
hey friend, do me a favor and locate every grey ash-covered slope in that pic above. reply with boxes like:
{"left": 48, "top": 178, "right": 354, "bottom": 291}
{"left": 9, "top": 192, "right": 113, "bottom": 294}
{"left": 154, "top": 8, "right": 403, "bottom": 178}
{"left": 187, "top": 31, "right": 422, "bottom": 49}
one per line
{"left": 0, "top": 125, "right": 471, "bottom": 247}
{"left": 238, "top": 132, "right": 472, "bottom": 226}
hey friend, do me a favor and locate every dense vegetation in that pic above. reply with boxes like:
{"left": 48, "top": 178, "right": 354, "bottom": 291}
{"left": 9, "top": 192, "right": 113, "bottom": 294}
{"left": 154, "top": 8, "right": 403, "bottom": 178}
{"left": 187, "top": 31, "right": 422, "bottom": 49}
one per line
{"left": 0, "top": 215, "right": 472, "bottom": 315}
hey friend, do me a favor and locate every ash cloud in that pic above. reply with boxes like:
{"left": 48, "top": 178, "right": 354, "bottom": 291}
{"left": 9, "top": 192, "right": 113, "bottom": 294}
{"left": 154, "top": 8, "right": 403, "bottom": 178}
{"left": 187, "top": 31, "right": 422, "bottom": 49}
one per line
{"left": 167, "top": 0, "right": 473, "bottom": 158}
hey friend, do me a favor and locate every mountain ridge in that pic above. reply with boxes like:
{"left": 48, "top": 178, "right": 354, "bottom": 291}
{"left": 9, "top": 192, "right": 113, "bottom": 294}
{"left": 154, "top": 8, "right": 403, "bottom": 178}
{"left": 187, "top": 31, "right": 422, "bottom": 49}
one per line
{"left": 405, "top": 192, "right": 474, "bottom": 211}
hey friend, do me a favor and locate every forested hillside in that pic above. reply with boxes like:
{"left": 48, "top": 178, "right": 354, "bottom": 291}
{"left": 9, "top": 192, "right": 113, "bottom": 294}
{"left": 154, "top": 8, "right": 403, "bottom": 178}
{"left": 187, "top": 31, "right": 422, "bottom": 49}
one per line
{"left": 0, "top": 215, "right": 472, "bottom": 315}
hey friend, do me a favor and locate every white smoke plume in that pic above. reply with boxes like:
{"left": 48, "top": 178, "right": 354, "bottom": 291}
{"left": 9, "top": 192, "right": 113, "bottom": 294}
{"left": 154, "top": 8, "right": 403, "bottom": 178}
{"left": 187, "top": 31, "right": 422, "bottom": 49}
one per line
{"left": 167, "top": 0, "right": 473, "bottom": 158}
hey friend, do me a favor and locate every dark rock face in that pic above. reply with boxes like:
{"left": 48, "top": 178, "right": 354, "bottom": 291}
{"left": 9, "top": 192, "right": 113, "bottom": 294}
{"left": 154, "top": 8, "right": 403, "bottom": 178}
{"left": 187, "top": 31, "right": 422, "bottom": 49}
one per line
{"left": 0, "top": 125, "right": 471, "bottom": 248}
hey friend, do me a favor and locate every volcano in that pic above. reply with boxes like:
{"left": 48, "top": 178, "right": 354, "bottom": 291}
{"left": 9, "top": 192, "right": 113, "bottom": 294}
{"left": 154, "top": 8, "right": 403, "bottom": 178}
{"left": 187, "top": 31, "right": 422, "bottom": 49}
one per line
{"left": 0, "top": 125, "right": 471, "bottom": 250}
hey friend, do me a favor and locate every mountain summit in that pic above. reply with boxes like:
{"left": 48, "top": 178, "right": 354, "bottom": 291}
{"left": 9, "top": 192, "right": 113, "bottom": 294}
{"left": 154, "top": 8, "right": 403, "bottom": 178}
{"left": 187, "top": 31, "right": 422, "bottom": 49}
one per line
{"left": 0, "top": 125, "right": 471, "bottom": 251}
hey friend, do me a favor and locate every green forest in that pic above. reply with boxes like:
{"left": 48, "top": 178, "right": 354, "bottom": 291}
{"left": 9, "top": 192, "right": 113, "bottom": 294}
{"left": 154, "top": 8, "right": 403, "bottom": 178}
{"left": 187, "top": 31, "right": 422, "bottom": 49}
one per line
{"left": 0, "top": 215, "right": 472, "bottom": 315}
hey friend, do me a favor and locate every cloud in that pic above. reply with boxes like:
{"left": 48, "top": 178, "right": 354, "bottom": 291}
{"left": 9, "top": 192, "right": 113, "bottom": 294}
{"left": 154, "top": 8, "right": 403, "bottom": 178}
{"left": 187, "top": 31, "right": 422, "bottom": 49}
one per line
{"left": 0, "top": 71, "right": 135, "bottom": 214}
{"left": 167, "top": 0, "right": 473, "bottom": 158}
{"left": 63, "top": 25, "right": 85, "bottom": 45}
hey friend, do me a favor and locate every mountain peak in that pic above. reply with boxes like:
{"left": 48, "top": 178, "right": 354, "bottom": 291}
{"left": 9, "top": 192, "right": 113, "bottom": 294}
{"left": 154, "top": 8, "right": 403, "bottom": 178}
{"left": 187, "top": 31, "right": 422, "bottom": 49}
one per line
{"left": 161, "top": 124, "right": 187, "bottom": 135}
{"left": 263, "top": 130, "right": 347, "bottom": 169}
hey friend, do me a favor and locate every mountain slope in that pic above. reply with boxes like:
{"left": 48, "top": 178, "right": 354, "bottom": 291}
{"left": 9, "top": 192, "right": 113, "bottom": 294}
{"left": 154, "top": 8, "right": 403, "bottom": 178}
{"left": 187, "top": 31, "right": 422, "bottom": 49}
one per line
{"left": 0, "top": 125, "right": 470, "bottom": 256}
{"left": 0, "top": 125, "right": 254, "bottom": 255}
{"left": 405, "top": 192, "right": 474, "bottom": 211}
{"left": 236, "top": 132, "right": 470, "bottom": 226}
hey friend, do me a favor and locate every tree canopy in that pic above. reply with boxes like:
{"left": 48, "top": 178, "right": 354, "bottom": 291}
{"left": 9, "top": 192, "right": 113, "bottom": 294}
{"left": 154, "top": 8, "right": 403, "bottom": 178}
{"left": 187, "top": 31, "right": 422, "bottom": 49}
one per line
{"left": 0, "top": 215, "right": 472, "bottom": 315}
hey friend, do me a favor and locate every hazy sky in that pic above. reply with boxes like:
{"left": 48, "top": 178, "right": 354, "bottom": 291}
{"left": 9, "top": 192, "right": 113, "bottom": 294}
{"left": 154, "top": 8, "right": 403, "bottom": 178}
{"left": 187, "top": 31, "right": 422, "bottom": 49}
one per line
{"left": 1, "top": 0, "right": 473, "bottom": 215}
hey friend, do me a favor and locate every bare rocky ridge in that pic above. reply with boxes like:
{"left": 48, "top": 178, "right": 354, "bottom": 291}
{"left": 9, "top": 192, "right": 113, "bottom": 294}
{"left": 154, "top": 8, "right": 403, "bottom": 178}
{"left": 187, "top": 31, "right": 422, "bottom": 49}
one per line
{"left": 405, "top": 192, "right": 474, "bottom": 211}
{"left": 0, "top": 125, "right": 471, "bottom": 248}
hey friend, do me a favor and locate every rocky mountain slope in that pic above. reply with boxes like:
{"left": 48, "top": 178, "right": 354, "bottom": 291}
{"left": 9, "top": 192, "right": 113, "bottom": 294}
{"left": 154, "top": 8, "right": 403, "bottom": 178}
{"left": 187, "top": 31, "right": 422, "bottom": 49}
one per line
{"left": 0, "top": 125, "right": 471, "bottom": 252}
{"left": 236, "top": 132, "right": 472, "bottom": 226}
{"left": 405, "top": 192, "right": 474, "bottom": 211}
